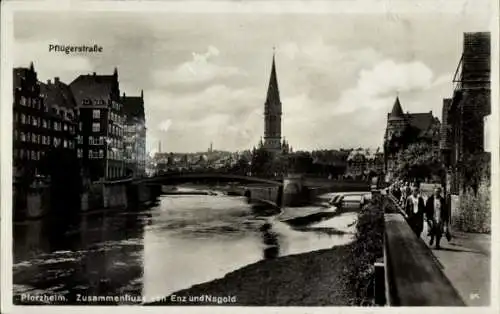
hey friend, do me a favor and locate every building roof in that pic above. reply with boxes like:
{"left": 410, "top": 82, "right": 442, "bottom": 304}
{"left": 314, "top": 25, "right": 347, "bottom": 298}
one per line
{"left": 121, "top": 92, "right": 145, "bottom": 123}
{"left": 13, "top": 68, "right": 29, "bottom": 88}
{"left": 389, "top": 96, "right": 404, "bottom": 119}
{"left": 13, "top": 64, "right": 37, "bottom": 89}
{"left": 407, "top": 112, "right": 439, "bottom": 137}
{"left": 40, "top": 79, "right": 77, "bottom": 110}
{"left": 69, "top": 70, "right": 118, "bottom": 106}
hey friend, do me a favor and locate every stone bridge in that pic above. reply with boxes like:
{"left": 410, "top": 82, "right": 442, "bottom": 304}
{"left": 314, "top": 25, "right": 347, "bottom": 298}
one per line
{"left": 142, "top": 172, "right": 370, "bottom": 207}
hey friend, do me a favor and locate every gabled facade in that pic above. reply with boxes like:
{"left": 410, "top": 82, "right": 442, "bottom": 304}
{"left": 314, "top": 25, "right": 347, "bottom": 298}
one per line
{"left": 13, "top": 63, "right": 47, "bottom": 179}
{"left": 70, "top": 69, "right": 125, "bottom": 181}
{"left": 121, "top": 91, "right": 147, "bottom": 177}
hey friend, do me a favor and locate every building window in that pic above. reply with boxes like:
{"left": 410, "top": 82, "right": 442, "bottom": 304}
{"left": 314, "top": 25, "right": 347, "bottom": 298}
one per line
{"left": 42, "top": 119, "right": 48, "bottom": 128}
{"left": 77, "top": 149, "right": 82, "bottom": 158}
{"left": 63, "top": 140, "right": 68, "bottom": 148}
{"left": 93, "top": 109, "right": 100, "bottom": 119}
{"left": 92, "top": 123, "right": 100, "bottom": 132}
{"left": 21, "top": 114, "right": 26, "bottom": 124}
{"left": 63, "top": 123, "right": 68, "bottom": 131}
{"left": 78, "top": 135, "right": 83, "bottom": 144}
{"left": 31, "top": 151, "right": 36, "bottom": 160}
{"left": 79, "top": 122, "right": 82, "bottom": 131}
{"left": 99, "top": 149, "right": 104, "bottom": 158}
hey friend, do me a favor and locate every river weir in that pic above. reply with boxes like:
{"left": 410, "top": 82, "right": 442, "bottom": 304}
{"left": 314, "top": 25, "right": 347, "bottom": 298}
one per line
{"left": 13, "top": 185, "right": 361, "bottom": 305}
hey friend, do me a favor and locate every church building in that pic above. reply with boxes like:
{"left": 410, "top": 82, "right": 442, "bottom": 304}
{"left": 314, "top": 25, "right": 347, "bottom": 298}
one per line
{"left": 261, "top": 52, "right": 291, "bottom": 155}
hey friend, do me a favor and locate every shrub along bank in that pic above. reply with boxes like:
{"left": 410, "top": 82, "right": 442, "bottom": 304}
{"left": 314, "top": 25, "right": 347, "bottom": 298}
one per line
{"left": 343, "top": 194, "right": 385, "bottom": 306}
{"left": 455, "top": 183, "right": 491, "bottom": 233}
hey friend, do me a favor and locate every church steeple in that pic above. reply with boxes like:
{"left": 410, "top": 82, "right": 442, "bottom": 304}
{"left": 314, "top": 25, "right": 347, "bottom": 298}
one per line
{"left": 265, "top": 50, "right": 281, "bottom": 107}
{"left": 263, "top": 49, "right": 283, "bottom": 153}
{"left": 389, "top": 96, "right": 404, "bottom": 120}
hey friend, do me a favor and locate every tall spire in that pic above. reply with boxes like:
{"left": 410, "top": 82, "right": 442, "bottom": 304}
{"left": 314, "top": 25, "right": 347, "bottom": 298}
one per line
{"left": 389, "top": 95, "right": 404, "bottom": 119}
{"left": 265, "top": 50, "right": 281, "bottom": 106}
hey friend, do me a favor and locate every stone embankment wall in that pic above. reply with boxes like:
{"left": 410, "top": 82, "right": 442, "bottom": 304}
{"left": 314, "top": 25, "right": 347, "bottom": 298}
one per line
{"left": 245, "top": 186, "right": 281, "bottom": 206}
{"left": 16, "top": 181, "right": 158, "bottom": 220}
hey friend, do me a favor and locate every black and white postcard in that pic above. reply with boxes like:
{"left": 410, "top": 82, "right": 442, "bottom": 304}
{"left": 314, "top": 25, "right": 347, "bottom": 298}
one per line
{"left": 0, "top": 0, "right": 498, "bottom": 313}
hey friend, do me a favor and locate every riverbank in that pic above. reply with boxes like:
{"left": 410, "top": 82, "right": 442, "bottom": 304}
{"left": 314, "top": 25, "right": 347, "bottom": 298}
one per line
{"left": 147, "top": 243, "right": 354, "bottom": 306}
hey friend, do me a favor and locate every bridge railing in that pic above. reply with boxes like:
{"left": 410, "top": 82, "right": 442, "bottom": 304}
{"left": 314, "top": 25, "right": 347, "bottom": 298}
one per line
{"left": 375, "top": 191, "right": 465, "bottom": 306}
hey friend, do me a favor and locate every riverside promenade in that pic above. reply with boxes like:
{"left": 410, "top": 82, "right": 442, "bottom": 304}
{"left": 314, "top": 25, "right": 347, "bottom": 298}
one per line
{"left": 422, "top": 226, "right": 491, "bottom": 306}
{"left": 418, "top": 183, "right": 491, "bottom": 306}
{"left": 386, "top": 186, "right": 491, "bottom": 306}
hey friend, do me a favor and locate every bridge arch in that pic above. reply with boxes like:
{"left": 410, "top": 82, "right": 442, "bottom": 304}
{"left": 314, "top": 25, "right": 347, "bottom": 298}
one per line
{"left": 143, "top": 172, "right": 283, "bottom": 186}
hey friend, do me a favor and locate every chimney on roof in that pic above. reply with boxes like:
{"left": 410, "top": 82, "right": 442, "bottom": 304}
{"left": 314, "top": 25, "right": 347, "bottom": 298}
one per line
{"left": 93, "top": 72, "right": 96, "bottom": 76}
{"left": 47, "top": 79, "right": 51, "bottom": 85}
{"left": 123, "top": 92, "right": 126, "bottom": 98}
{"left": 54, "top": 77, "right": 60, "bottom": 84}
{"left": 141, "top": 89, "right": 144, "bottom": 99}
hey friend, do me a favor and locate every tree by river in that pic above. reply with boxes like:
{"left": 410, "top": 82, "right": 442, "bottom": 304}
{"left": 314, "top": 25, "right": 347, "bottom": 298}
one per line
{"left": 394, "top": 142, "right": 444, "bottom": 182}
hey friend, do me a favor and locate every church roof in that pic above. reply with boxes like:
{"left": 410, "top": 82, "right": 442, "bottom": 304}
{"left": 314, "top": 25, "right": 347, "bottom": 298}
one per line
{"left": 389, "top": 96, "right": 404, "bottom": 119}
{"left": 407, "top": 112, "right": 438, "bottom": 136}
{"left": 265, "top": 53, "right": 281, "bottom": 106}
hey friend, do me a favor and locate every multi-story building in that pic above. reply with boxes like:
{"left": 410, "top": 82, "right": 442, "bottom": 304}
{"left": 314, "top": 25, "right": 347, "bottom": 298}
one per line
{"left": 346, "top": 148, "right": 384, "bottom": 179}
{"left": 383, "top": 96, "right": 441, "bottom": 181}
{"left": 121, "top": 91, "right": 146, "bottom": 177}
{"left": 39, "top": 77, "right": 78, "bottom": 154}
{"left": 13, "top": 63, "right": 47, "bottom": 180}
{"left": 441, "top": 32, "right": 491, "bottom": 194}
{"left": 70, "top": 69, "right": 125, "bottom": 181}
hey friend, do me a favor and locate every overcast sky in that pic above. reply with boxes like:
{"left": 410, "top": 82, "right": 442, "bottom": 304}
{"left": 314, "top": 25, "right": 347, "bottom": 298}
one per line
{"left": 12, "top": 1, "right": 491, "bottom": 154}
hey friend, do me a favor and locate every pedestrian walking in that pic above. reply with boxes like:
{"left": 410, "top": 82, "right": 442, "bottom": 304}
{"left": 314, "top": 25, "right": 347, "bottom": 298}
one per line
{"left": 425, "top": 186, "right": 450, "bottom": 249}
{"left": 405, "top": 185, "right": 425, "bottom": 238}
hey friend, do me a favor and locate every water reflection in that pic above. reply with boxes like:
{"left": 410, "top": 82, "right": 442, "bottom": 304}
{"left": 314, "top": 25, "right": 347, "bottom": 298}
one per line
{"left": 14, "top": 210, "right": 148, "bottom": 304}
{"left": 260, "top": 223, "right": 279, "bottom": 259}
{"left": 14, "top": 190, "right": 357, "bottom": 305}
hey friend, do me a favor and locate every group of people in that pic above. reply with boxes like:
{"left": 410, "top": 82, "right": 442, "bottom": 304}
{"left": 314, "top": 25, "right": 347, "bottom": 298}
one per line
{"left": 389, "top": 181, "right": 451, "bottom": 249}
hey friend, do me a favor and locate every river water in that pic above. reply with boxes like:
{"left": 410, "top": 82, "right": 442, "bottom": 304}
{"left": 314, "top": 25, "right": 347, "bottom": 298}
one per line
{"left": 13, "top": 186, "right": 359, "bottom": 304}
